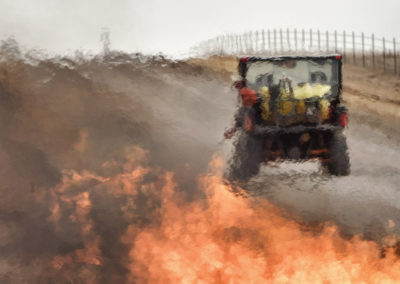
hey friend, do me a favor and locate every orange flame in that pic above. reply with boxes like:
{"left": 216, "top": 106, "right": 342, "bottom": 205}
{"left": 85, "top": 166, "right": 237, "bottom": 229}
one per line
{"left": 47, "top": 150, "right": 400, "bottom": 283}
{"left": 121, "top": 156, "right": 400, "bottom": 283}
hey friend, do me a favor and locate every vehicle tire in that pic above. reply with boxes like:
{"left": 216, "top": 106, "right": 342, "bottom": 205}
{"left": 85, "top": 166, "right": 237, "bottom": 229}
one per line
{"left": 227, "top": 130, "right": 264, "bottom": 183}
{"left": 324, "top": 131, "right": 350, "bottom": 176}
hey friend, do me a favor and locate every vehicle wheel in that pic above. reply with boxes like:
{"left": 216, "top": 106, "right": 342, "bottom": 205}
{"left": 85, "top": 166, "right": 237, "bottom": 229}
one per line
{"left": 227, "top": 131, "right": 264, "bottom": 183}
{"left": 324, "top": 131, "right": 350, "bottom": 176}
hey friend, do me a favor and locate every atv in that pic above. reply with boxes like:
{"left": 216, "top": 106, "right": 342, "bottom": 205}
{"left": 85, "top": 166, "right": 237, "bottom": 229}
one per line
{"left": 226, "top": 55, "right": 350, "bottom": 182}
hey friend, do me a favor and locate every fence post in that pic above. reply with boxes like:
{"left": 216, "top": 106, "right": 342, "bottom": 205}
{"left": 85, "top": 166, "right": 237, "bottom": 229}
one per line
{"left": 231, "top": 35, "right": 235, "bottom": 54}
{"left": 232, "top": 35, "right": 236, "bottom": 54}
{"left": 224, "top": 36, "right": 228, "bottom": 55}
{"left": 326, "top": 31, "right": 329, "bottom": 53}
{"left": 294, "top": 28, "right": 298, "bottom": 51}
{"left": 227, "top": 34, "right": 231, "bottom": 55}
{"left": 250, "top": 31, "right": 254, "bottom": 53}
{"left": 286, "top": 28, "right": 291, "bottom": 51}
{"left": 222, "top": 35, "right": 226, "bottom": 55}
{"left": 334, "top": 30, "right": 337, "bottom": 53}
{"left": 226, "top": 34, "right": 230, "bottom": 54}
{"left": 280, "top": 29, "right": 283, "bottom": 52}
{"left": 247, "top": 32, "right": 250, "bottom": 54}
{"left": 237, "top": 34, "right": 241, "bottom": 54}
{"left": 230, "top": 34, "right": 233, "bottom": 54}
{"left": 235, "top": 34, "right": 239, "bottom": 54}
{"left": 302, "top": 29, "right": 305, "bottom": 51}
{"left": 255, "top": 30, "right": 259, "bottom": 53}
{"left": 239, "top": 34, "right": 242, "bottom": 54}
{"left": 238, "top": 35, "right": 241, "bottom": 54}
{"left": 343, "top": 31, "right": 346, "bottom": 62}
{"left": 226, "top": 34, "right": 232, "bottom": 54}
{"left": 362, "top": 32, "right": 365, "bottom": 67}
{"left": 243, "top": 32, "right": 247, "bottom": 54}
{"left": 372, "top": 34, "right": 375, "bottom": 69}
{"left": 268, "top": 29, "right": 271, "bottom": 54}
{"left": 232, "top": 34, "right": 235, "bottom": 54}
{"left": 224, "top": 35, "right": 229, "bottom": 54}
{"left": 217, "top": 36, "right": 221, "bottom": 55}
{"left": 229, "top": 35, "right": 232, "bottom": 54}
{"left": 242, "top": 33, "right": 245, "bottom": 54}
{"left": 383, "top": 37, "right": 386, "bottom": 72}
{"left": 227, "top": 34, "right": 230, "bottom": 55}
{"left": 262, "top": 29, "right": 265, "bottom": 52}
{"left": 310, "top": 29, "right": 313, "bottom": 50}
{"left": 318, "top": 30, "right": 321, "bottom": 51}
{"left": 249, "top": 31, "right": 253, "bottom": 53}
{"left": 241, "top": 33, "right": 245, "bottom": 54}
{"left": 248, "top": 32, "right": 252, "bottom": 54}
{"left": 231, "top": 34, "right": 235, "bottom": 54}
{"left": 243, "top": 33, "right": 247, "bottom": 54}
{"left": 274, "top": 29, "right": 277, "bottom": 54}
{"left": 394, "top": 38, "right": 397, "bottom": 75}
{"left": 352, "top": 31, "right": 356, "bottom": 64}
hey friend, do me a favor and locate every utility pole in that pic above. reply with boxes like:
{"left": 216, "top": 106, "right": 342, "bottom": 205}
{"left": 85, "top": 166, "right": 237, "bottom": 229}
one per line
{"left": 100, "top": 28, "right": 111, "bottom": 55}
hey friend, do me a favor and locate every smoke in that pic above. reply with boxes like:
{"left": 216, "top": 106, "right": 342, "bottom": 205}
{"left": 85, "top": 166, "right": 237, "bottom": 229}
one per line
{"left": 0, "top": 40, "right": 234, "bottom": 282}
{"left": 1, "top": 40, "right": 399, "bottom": 283}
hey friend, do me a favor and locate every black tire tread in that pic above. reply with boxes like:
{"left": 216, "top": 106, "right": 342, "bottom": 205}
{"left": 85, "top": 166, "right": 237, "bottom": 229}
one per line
{"left": 326, "top": 132, "right": 350, "bottom": 176}
{"left": 227, "top": 131, "right": 264, "bottom": 182}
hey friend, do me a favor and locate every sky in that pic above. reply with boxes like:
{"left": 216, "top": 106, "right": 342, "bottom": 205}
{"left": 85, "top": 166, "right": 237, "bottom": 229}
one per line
{"left": 0, "top": 0, "right": 399, "bottom": 57}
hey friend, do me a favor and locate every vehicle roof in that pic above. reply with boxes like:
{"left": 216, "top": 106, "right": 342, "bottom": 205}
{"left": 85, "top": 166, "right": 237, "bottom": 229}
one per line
{"left": 239, "top": 54, "right": 342, "bottom": 62}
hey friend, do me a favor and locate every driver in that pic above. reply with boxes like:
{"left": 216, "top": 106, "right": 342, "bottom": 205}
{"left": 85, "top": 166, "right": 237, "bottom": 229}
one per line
{"left": 224, "top": 85, "right": 258, "bottom": 139}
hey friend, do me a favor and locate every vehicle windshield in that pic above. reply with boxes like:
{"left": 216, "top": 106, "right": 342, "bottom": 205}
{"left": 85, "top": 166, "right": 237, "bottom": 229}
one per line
{"left": 245, "top": 58, "right": 339, "bottom": 98}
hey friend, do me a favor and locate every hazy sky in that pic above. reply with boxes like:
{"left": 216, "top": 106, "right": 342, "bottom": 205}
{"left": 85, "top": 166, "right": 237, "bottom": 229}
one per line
{"left": 0, "top": 0, "right": 399, "bottom": 57}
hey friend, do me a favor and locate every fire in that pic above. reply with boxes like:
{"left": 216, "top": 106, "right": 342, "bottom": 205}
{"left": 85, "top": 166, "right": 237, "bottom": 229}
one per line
{"left": 48, "top": 149, "right": 400, "bottom": 283}
{"left": 122, "top": 157, "right": 400, "bottom": 283}
{"left": 49, "top": 178, "right": 103, "bottom": 270}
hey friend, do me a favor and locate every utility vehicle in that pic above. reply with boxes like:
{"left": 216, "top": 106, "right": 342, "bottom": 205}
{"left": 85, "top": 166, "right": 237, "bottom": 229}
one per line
{"left": 226, "top": 55, "right": 350, "bottom": 181}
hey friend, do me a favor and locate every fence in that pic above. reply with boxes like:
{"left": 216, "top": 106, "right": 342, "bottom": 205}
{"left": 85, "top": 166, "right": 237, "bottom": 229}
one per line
{"left": 191, "top": 29, "right": 399, "bottom": 76}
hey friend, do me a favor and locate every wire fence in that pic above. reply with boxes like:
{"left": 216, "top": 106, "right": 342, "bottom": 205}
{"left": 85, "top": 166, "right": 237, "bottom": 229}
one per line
{"left": 191, "top": 28, "right": 399, "bottom": 76}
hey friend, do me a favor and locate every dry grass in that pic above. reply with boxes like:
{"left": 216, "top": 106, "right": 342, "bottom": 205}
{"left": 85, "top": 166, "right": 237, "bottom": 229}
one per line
{"left": 186, "top": 55, "right": 238, "bottom": 80}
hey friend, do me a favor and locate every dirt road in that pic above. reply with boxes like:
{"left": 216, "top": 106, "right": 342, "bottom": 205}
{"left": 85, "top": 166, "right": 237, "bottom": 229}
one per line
{"left": 118, "top": 56, "right": 400, "bottom": 241}
{"left": 188, "top": 56, "right": 400, "bottom": 240}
